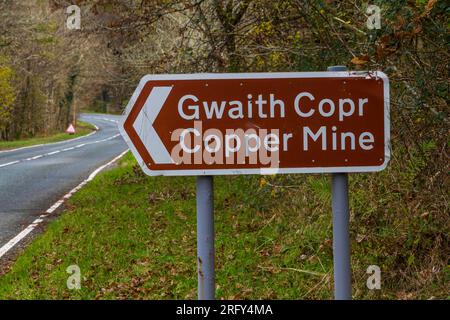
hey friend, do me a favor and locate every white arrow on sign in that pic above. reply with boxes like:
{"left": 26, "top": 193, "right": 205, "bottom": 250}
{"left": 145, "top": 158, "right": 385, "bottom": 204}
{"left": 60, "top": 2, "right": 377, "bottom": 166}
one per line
{"left": 132, "top": 86, "right": 174, "bottom": 164}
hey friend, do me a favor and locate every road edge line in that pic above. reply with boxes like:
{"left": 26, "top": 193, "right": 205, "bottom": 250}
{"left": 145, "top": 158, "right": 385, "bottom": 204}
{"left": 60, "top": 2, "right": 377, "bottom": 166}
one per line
{"left": 0, "top": 149, "right": 129, "bottom": 259}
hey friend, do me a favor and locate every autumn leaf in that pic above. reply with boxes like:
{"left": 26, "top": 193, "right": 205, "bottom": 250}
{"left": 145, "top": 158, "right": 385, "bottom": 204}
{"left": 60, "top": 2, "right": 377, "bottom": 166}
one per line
{"left": 421, "top": 0, "right": 438, "bottom": 17}
{"left": 412, "top": 24, "right": 423, "bottom": 35}
{"left": 351, "top": 55, "right": 369, "bottom": 65}
{"left": 259, "top": 177, "right": 267, "bottom": 187}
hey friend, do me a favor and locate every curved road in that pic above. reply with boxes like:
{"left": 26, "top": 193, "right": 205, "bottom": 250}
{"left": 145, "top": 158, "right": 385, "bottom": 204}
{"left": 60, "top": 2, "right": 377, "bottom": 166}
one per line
{"left": 0, "top": 114, "right": 127, "bottom": 252}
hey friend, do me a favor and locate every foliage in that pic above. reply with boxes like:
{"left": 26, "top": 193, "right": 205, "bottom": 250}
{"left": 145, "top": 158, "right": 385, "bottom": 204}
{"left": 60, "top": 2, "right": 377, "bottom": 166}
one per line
{"left": 0, "top": 1, "right": 119, "bottom": 140}
{"left": 0, "top": 59, "right": 15, "bottom": 132}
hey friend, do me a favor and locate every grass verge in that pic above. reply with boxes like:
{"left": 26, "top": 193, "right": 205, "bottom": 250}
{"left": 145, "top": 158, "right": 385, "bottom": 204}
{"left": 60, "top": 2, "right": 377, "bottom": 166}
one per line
{"left": 0, "top": 121, "right": 96, "bottom": 151}
{"left": 0, "top": 152, "right": 447, "bottom": 299}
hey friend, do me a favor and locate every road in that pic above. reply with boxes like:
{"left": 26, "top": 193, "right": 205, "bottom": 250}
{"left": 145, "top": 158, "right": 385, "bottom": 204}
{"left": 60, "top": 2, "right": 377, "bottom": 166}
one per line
{"left": 0, "top": 113, "right": 127, "bottom": 252}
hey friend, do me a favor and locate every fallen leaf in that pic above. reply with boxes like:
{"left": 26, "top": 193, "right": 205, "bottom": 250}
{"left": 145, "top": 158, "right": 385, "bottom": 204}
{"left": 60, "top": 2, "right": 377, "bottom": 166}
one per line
{"left": 356, "top": 234, "right": 367, "bottom": 243}
{"left": 421, "top": 0, "right": 438, "bottom": 18}
{"left": 351, "top": 55, "right": 369, "bottom": 65}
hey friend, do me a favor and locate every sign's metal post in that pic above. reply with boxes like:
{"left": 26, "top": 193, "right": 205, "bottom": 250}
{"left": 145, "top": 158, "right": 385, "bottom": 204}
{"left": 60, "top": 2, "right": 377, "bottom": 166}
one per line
{"left": 331, "top": 172, "right": 351, "bottom": 300}
{"left": 196, "top": 175, "right": 215, "bottom": 300}
{"left": 328, "top": 65, "right": 352, "bottom": 300}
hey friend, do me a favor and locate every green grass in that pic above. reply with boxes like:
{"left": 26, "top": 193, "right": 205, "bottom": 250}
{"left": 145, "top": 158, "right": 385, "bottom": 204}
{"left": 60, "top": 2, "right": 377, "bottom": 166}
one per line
{"left": 0, "top": 121, "right": 96, "bottom": 151}
{"left": 0, "top": 152, "right": 447, "bottom": 299}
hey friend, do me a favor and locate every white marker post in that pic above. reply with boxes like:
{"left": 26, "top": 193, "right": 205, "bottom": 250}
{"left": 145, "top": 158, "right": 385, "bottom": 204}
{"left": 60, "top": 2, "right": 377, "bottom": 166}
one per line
{"left": 328, "top": 65, "right": 352, "bottom": 300}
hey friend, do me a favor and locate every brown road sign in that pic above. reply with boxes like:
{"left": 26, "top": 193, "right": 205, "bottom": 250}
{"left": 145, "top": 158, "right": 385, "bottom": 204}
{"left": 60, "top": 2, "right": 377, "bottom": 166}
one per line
{"left": 119, "top": 72, "right": 390, "bottom": 176}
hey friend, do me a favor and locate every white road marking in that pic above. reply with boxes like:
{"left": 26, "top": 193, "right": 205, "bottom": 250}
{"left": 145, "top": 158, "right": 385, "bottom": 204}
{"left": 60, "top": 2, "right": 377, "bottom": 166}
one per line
{"left": 0, "top": 125, "right": 99, "bottom": 154}
{"left": 0, "top": 161, "right": 19, "bottom": 168}
{"left": 0, "top": 134, "right": 121, "bottom": 169}
{"left": 0, "top": 149, "right": 129, "bottom": 259}
{"left": 46, "top": 200, "right": 64, "bottom": 214}
{"left": 0, "top": 225, "right": 37, "bottom": 258}
{"left": 101, "top": 118, "right": 119, "bottom": 124}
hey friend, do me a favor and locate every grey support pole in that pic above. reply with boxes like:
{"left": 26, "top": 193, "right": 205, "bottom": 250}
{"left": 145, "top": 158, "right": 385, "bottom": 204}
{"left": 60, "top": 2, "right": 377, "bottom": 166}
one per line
{"left": 328, "top": 65, "right": 352, "bottom": 300}
{"left": 196, "top": 176, "right": 215, "bottom": 300}
{"left": 331, "top": 173, "right": 351, "bottom": 300}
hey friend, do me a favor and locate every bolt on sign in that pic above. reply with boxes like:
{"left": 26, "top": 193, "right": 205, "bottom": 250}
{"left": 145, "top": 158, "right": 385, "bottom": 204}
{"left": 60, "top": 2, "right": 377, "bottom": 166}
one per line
{"left": 120, "top": 72, "right": 390, "bottom": 176}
